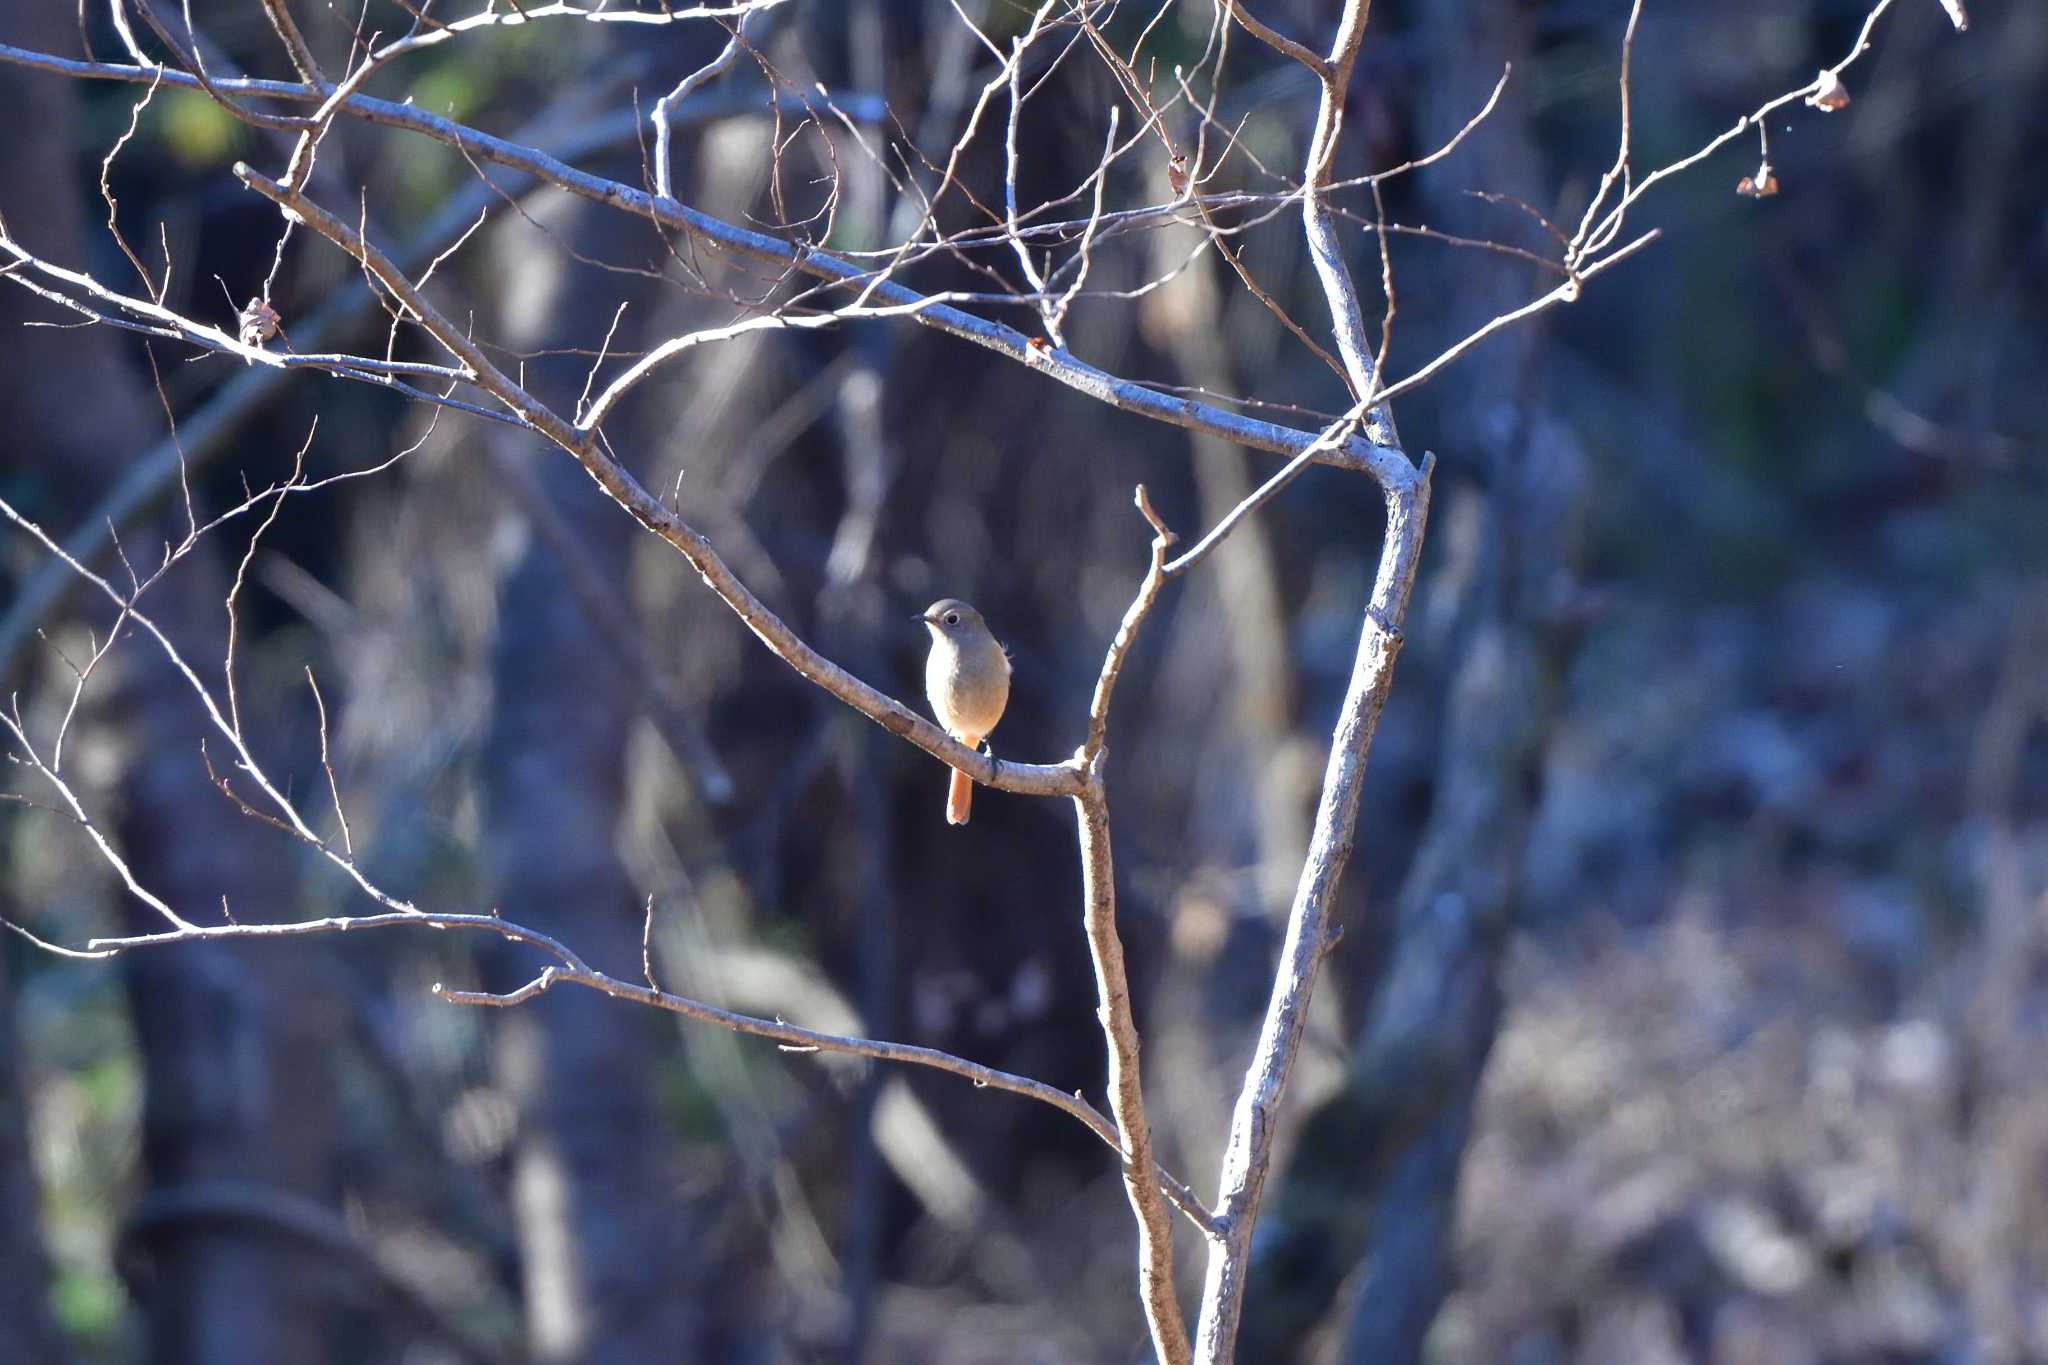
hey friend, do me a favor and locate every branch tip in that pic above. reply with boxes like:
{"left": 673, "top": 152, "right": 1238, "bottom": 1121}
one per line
{"left": 1133, "top": 484, "right": 1178, "bottom": 545}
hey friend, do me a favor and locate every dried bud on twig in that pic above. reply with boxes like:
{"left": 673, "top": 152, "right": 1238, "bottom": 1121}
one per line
{"left": 238, "top": 297, "right": 281, "bottom": 347}
{"left": 1935, "top": 0, "right": 1968, "bottom": 32}
{"left": 1807, "top": 69, "right": 1851, "bottom": 111}
{"left": 1736, "top": 161, "right": 1780, "bottom": 199}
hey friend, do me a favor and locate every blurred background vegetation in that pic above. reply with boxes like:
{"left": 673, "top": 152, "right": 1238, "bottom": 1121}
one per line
{"left": 1, "top": 1, "right": 2043, "bottom": 1362}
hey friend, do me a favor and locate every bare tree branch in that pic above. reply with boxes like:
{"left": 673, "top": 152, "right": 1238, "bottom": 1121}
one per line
{"left": 652, "top": 10, "right": 756, "bottom": 202}
{"left": 15, "top": 901, "right": 1214, "bottom": 1232}
{"left": 1074, "top": 505, "right": 1198, "bottom": 1355}
{"left": 1298, "top": 0, "right": 1399, "bottom": 446}
{"left": 228, "top": 162, "right": 1086, "bottom": 803}
{"left": 1221, "top": 1, "right": 1330, "bottom": 79}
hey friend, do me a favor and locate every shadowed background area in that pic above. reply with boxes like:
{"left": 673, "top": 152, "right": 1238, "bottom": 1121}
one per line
{"left": 1, "top": 0, "right": 2044, "bottom": 1362}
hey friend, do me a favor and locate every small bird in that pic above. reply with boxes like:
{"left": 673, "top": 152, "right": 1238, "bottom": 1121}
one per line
{"left": 919, "top": 598, "right": 1012, "bottom": 826}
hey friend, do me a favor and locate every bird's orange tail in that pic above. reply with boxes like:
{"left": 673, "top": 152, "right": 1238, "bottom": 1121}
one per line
{"left": 946, "top": 765, "right": 973, "bottom": 825}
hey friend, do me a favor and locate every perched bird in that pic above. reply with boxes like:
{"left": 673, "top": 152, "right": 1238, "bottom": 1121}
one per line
{"left": 919, "top": 599, "right": 1011, "bottom": 826}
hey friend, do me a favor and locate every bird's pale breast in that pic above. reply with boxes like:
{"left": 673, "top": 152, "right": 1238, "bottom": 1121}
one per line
{"left": 927, "top": 635, "right": 1011, "bottom": 740}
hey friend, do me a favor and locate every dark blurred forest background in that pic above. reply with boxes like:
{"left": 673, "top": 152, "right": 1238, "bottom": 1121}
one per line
{"left": 2, "top": 0, "right": 2044, "bottom": 1362}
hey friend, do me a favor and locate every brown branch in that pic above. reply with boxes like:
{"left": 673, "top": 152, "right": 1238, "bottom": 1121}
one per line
{"left": 98, "top": 66, "right": 167, "bottom": 299}
{"left": 0, "top": 491, "right": 507, "bottom": 915}
{"left": 1194, "top": 196, "right": 1355, "bottom": 397}
{"left": 1075, "top": 775, "right": 1193, "bottom": 1361}
{"left": 1084, "top": 485, "right": 1178, "bottom": 758}
{"left": 6, "top": 903, "right": 1212, "bottom": 1235}
{"left": 1221, "top": 2, "right": 1329, "bottom": 78}
{"left": 256, "top": 0, "right": 327, "bottom": 87}
{"left": 1067, "top": 483, "right": 1207, "bottom": 1359}
{"left": 228, "top": 162, "right": 1085, "bottom": 805}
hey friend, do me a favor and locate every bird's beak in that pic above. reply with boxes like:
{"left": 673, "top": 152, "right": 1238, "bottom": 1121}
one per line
{"left": 914, "top": 612, "right": 937, "bottom": 624}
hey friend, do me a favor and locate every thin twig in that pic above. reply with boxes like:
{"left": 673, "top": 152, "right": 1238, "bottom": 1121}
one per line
{"left": 1084, "top": 485, "right": 1178, "bottom": 758}
{"left": 305, "top": 666, "right": 352, "bottom": 858}
{"left": 652, "top": 10, "right": 755, "bottom": 201}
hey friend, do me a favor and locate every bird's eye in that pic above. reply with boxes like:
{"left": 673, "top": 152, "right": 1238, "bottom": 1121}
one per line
{"left": 944, "top": 612, "right": 960, "bottom": 625}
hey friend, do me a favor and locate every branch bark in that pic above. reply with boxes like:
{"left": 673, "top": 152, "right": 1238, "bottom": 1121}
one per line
{"left": 1075, "top": 487, "right": 1196, "bottom": 1362}
{"left": 1222, "top": 1, "right": 1331, "bottom": 79}
{"left": 1192, "top": 459, "right": 1430, "bottom": 1363}
{"left": 1301, "top": 0, "right": 1398, "bottom": 446}
{"left": 1076, "top": 779, "right": 1193, "bottom": 1365}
